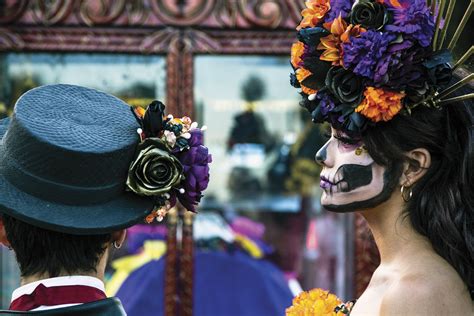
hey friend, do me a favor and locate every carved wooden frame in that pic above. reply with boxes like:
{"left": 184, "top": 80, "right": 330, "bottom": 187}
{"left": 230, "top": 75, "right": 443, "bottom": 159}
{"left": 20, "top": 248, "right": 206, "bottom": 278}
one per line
{"left": 0, "top": 0, "right": 377, "bottom": 298}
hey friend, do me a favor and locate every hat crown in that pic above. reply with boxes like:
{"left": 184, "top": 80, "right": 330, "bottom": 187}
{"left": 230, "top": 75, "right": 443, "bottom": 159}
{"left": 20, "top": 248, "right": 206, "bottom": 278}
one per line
{"left": 1, "top": 84, "right": 139, "bottom": 204}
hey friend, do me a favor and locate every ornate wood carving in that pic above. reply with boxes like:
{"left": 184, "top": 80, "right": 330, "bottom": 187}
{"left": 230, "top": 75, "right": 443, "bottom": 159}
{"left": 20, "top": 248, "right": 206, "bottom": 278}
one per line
{"left": 0, "top": 0, "right": 305, "bottom": 28}
{"left": 0, "top": 0, "right": 379, "bottom": 300}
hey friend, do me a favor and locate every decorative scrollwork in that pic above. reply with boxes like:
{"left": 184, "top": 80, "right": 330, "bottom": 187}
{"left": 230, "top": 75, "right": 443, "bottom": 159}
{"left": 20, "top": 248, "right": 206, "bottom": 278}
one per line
{"left": 284, "top": 0, "right": 305, "bottom": 25}
{"left": 0, "top": 28, "right": 25, "bottom": 50}
{"left": 78, "top": 0, "right": 127, "bottom": 26}
{"left": 140, "top": 28, "right": 180, "bottom": 53}
{"left": 149, "top": 0, "right": 216, "bottom": 26}
{"left": 31, "top": 0, "right": 74, "bottom": 25}
{"left": 0, "top": 0, "right": 303, "bottom": 28}
{"left": 0, "top": 0, "right": 28, "bottom": 24}
{"left": 237, "top": 0, "right": 286, "bottom": 29}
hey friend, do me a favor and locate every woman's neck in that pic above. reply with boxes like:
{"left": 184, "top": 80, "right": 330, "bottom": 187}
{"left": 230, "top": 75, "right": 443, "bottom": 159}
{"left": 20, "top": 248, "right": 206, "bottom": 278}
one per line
{"left": 360, "top": 197, "right": 432, "bottom": 265}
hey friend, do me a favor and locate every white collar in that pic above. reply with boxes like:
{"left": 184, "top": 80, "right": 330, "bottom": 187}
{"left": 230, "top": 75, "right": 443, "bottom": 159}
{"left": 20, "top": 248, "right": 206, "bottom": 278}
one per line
{"left": 11, "top": 276, "right": 105, "bottom": 302}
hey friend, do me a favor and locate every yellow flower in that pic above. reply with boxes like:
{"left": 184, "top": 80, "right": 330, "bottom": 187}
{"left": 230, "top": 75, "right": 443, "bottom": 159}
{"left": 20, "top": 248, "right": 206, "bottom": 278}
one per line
{"left": 318, "top": 15, "right": 365, "bottom": 66}
{"left": 297, "top": 0, "right": 331, "bottom": 30}
{"left": 355, "top": 87, "right": 405, "bottom": 122}
{"left": 291, "top": 41, "right": 305, "bottom": 68}
{"left": 286, "top": 288, "right": 346, "bottom": 316}
{"left": 295, "top": 68, "right": 318, "bottom": 95}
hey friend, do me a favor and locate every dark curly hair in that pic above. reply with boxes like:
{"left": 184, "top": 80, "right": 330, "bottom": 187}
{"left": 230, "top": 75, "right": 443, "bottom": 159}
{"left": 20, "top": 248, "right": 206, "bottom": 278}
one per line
{"left": 361, "top": 91, "right": 474, "bottom": 298}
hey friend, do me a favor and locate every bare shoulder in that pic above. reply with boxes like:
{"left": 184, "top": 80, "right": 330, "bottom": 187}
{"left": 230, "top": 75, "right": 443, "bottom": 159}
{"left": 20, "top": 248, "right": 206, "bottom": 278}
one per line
{"left": 380, "top": 259, "right": 473, "bottom": 315}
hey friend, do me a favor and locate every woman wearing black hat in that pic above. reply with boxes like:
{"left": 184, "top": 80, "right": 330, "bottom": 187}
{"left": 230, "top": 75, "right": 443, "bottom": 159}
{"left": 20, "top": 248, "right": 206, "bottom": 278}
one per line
{"left": 0, "top": 84, "right": 210, "bottom": 315}
{"left": 288, "top": 0, "right": 473, "bottom": 314}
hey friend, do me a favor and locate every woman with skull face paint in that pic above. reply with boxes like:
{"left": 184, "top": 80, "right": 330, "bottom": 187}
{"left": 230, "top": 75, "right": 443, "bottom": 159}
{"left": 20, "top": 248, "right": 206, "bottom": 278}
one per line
{"left": 290, "top": 0, "right": 473, "bottom": 314}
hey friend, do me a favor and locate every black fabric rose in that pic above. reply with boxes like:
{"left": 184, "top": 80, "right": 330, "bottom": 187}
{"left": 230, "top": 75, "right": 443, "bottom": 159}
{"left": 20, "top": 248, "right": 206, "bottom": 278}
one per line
{"left": 143, "top": 100, "right": 166, "bottom": 137}
{"left": 427, "top": 63, "right": 452, "bottom": 89}
{"left": 127, "top": 138, "right": 184, "bottom": 196}
{"left": 351, "top": 0, "right": 389, "bottom": 30}
{"left": 325, "top": 67, "right": 365, "bottom": 107}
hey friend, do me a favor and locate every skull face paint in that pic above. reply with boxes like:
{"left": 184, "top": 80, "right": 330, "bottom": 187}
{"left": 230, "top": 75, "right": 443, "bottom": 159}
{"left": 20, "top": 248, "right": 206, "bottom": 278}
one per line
{"left": 316, "top": 128, "right": 400, "bottom": 212}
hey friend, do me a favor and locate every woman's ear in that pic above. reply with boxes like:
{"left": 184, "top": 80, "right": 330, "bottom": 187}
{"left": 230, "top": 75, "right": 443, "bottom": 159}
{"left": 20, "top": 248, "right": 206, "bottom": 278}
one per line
{"left": 111, "top": 229, "right": 127, "bottom": 249}
{"left": 399, "top": 148, "right": 431, "bottom": 186}
{"left": 0, "top": 218, "right": 11, "bottom": 248}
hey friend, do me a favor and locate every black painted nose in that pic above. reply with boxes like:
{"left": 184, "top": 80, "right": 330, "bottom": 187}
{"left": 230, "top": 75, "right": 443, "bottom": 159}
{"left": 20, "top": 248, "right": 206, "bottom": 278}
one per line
{"left": 315, "top": 142, "right": 328, "bottom": 165}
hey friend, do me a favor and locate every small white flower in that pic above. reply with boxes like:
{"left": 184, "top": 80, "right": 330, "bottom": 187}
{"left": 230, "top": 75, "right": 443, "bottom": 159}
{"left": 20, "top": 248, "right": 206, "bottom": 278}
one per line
{"left": 164, "top": 130, "right": 177, "bottom": 147}
{"left": 190, "top": 122, "right": 198, "bottom": 130}
{"left": 182, "top": 132, "right": 191, "bottom": 139}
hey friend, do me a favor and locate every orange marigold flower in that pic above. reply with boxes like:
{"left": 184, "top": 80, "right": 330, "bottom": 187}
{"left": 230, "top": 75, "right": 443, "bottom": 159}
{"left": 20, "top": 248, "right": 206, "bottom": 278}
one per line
{"left": 318, "top": 15, "right": 365, "bottom": 66}
{"left": 291, "top": 41, "right": 305, "bottom": 68}
{"left": 355, "top": 87, "right": 405, "bottom": 122}
{"left": 286, "top": 288, "right": 345, "bottom": 316}
{"left": 295, "top": 68, "right": 318, "bottom": 95}
{"left": 297, "top": 0, "right": 331, "bottom": 30}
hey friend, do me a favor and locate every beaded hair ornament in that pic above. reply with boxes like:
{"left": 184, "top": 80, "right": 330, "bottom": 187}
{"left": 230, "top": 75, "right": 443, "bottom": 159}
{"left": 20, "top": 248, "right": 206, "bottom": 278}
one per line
{"left": 126, "top": 101, "right": 212, "bottom": 223}
{"left": 290, "top": 0, "right": 473, "bottom": 134}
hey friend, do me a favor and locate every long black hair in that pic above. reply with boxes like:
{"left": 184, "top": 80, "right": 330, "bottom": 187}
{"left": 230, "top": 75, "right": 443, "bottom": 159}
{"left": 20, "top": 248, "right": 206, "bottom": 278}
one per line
{"left": 362, "top": 91, "right": 473, "bottom": 298}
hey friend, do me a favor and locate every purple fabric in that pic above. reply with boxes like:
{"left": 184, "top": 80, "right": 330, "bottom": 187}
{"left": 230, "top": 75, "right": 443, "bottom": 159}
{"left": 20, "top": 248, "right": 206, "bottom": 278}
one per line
{"left": 126, "top": 224, "right": 167, "bottom": 253}
{"left": 385, "top": 0, "right": 434, "bottom": 47}
{"left": 174, "top": 129, "right": 212, "bottom": 212}
{"left": 230, "top": 216, "right": 265, "bottom": 240}
{"left": 116, "top": 250, "right": 293, "bottom": 316}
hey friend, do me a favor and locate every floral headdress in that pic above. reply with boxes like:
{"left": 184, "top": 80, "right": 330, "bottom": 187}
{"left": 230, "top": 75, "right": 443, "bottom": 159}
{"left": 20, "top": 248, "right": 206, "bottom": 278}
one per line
{"left": 127, "top": 101, "right": 212, "bottom": 223}
{"left": 291, "top": 0, "right": 474, "bottom": 134}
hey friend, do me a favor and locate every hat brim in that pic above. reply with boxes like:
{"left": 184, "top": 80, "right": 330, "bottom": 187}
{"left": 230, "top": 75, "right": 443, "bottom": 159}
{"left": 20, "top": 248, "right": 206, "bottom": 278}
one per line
{"left": 0, "top": 117, "right": 154, "bottom": 235}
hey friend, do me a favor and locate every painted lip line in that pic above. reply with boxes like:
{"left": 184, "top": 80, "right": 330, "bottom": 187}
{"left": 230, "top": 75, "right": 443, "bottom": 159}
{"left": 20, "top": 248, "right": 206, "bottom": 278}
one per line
{"left": 320, "top": 175, "right": 335, "bottom": 185}
{"left": 320, "top": 176, "right": 335, "bottom": 190}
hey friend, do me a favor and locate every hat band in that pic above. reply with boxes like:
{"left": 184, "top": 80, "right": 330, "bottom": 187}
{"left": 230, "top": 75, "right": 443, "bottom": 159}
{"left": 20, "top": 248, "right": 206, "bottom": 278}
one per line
{"left": 1, "top": 157, "right": 125, "bottom": 206}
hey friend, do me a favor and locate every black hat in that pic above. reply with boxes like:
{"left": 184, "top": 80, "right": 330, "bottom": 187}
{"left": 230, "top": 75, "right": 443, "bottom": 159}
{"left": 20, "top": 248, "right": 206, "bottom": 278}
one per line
{"left": 0, "top": 84, "right": 153, "bottom": 234}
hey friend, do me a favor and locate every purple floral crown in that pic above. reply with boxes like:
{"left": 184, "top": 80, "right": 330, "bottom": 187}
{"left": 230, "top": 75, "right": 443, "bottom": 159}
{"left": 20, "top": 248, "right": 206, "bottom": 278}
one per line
{"left": 290, "top": 0, "right": 473, "bottom": 134}
{"left": 127, "top": 101, "right": 212, "bottom": 223}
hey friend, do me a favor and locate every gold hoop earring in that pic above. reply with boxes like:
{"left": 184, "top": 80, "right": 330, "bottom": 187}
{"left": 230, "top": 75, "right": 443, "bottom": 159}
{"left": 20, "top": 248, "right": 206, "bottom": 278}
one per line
{"left": 113, "top": 241, "right": 122, "bottom": 249}
{"left": 400, "top": 185, "right": 413, "bottom": 202}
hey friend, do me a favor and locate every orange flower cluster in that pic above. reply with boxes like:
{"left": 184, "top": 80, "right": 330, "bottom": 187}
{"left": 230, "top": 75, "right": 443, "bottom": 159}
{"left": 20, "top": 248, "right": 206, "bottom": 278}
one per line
{"left": 291, "top": 41, "right": 305, "bottom": 68}
{"left": 286, "top": 288, "right": 346, "bottom": 316}
{"left": 297, "top": 0, "right": 331, "bottom": 30}
{"left": 295, "top": 68, "right": 318, "bottom": 95}
{"left": 318, "top": 15, "right": 365, "bottom": 66}
{"left": 356, "top": 87, "right": 405, "bottom": 122}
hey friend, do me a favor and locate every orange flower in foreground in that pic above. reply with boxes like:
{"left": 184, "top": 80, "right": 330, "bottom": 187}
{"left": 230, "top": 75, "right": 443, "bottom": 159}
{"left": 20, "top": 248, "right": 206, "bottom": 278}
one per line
{"left": 291, "top": 41, "right": 305, "bottom": 68}
{"left": 356, "top": 87, "right": 405, "bottom": 122}
{"left": 286, "top": 288, "right": 345, "bottom": 316}
{"left": 297, "top": 0, "right": 331, "bottom": 30}
{"left": 318, "top": 15, "right": 365, "bottom": 66}
{"left": 295, "top": 68, "right": 318, "bottom": 95}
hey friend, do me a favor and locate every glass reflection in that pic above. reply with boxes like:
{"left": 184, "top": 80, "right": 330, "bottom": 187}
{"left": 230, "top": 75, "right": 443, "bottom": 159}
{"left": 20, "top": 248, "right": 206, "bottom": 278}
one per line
{"left": 1, "top": 53, "right": 165, "bottom": 117}
{"left": 0, "top": 53, "right": 165, "bottom": 308}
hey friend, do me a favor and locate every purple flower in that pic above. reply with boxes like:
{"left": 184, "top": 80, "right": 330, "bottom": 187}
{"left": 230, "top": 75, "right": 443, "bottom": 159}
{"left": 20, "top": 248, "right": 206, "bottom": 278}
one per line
{"left": 324, "top": 0, "right": 355, "bottom": 22}
{"left": 373, "top": 39, "right": 414, "bottom": 84}
{"left": 385, "top": 46, "right": 428, "bottom": 89}
{"left": 174, "top": 129, "right": 212, "bottom": 212}
{"left": 318, "top": 92, "right": 336, "bottom": 116}
{"left": 384, "top": 0, "right": 434, "bottom": 47}
{"left": 343, "top": 30, "right": 397, "bottom": 81}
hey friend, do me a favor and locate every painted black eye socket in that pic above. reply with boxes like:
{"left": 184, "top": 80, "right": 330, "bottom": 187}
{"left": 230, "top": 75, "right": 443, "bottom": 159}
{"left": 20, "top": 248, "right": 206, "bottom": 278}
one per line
{"left": 334, "top": 134, "right": 361, "bottom": 145}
